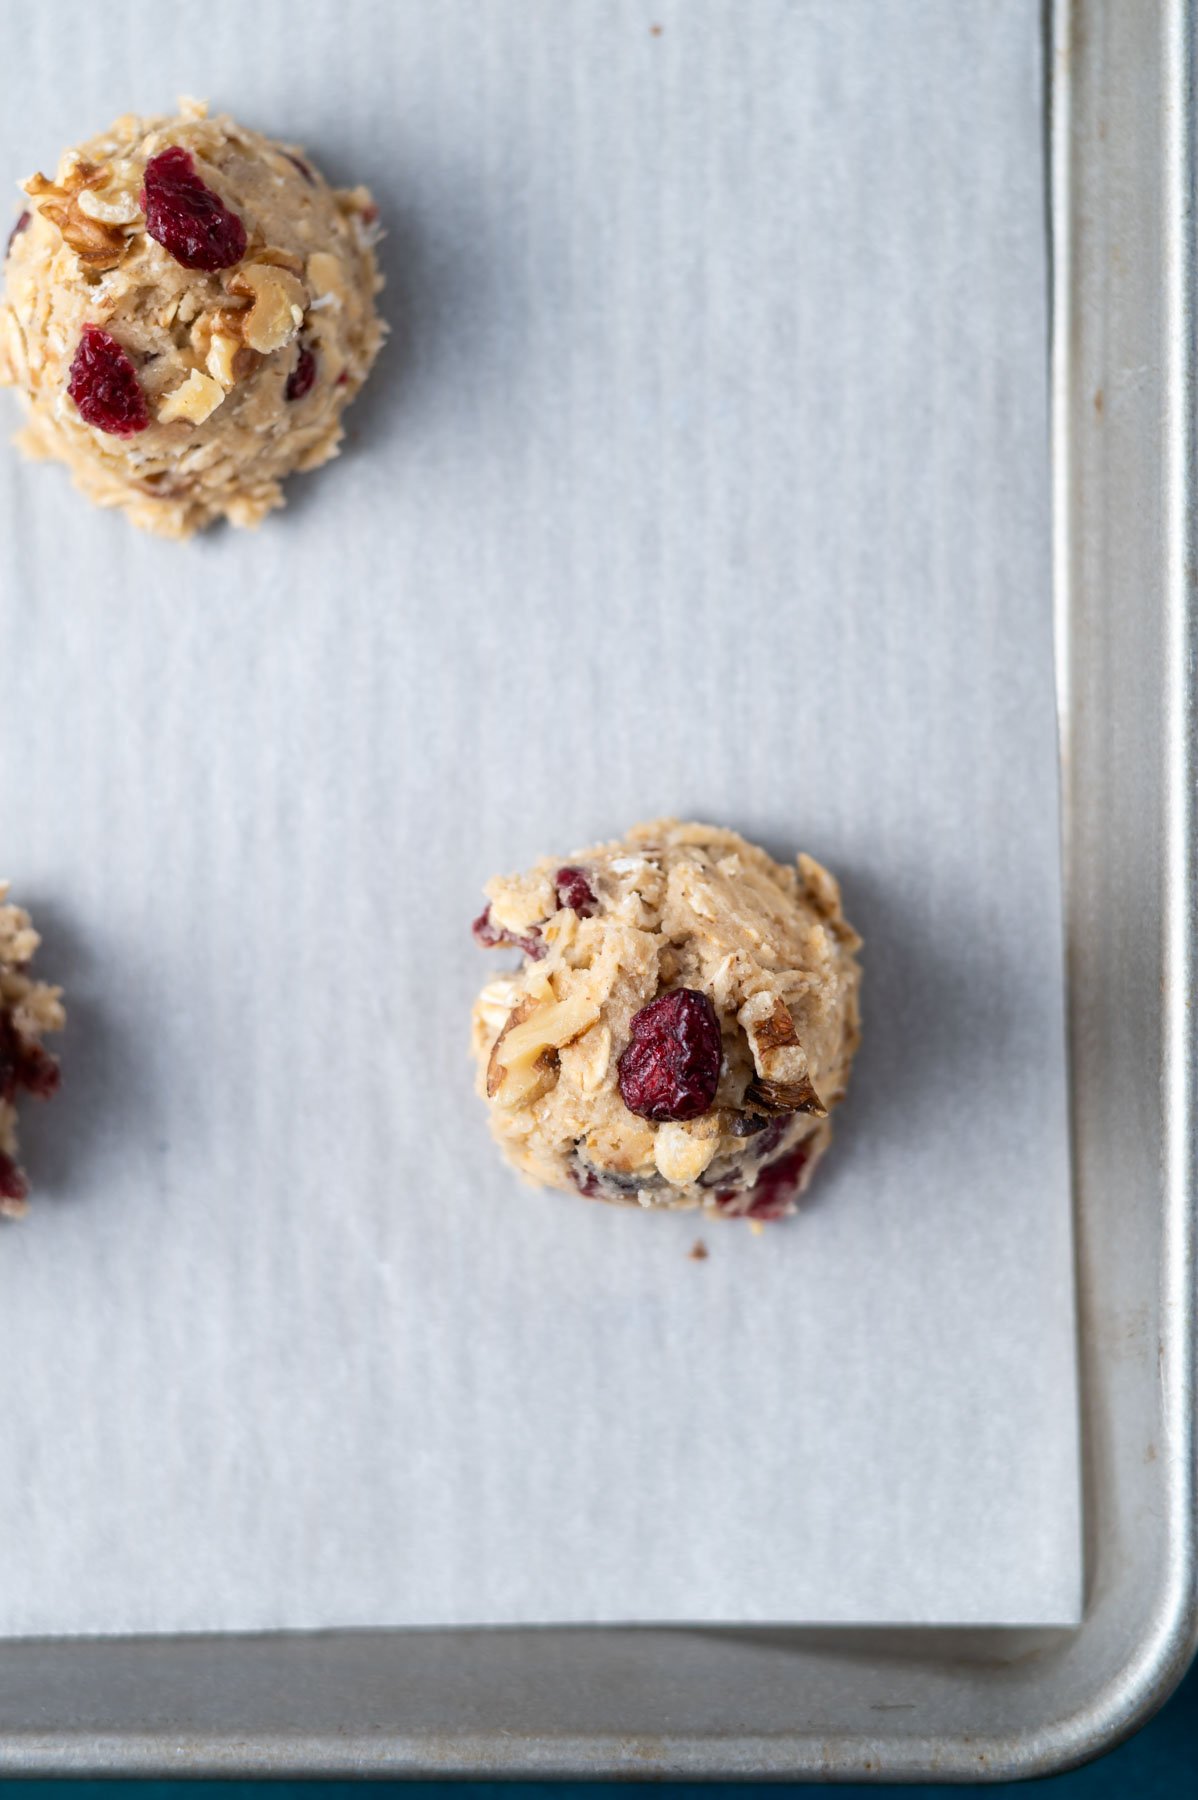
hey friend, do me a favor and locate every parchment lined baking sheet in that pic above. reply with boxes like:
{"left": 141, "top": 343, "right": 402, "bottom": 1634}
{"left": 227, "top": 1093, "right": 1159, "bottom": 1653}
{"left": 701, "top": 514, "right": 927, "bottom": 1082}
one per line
{"left": 0, "top": 0, "right": 1080, "bottom": 1631}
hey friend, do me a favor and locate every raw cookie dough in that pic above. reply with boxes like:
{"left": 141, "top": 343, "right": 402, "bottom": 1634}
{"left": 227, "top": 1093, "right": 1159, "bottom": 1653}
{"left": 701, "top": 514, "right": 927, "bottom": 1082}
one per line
{"left": 0, "top": 99, "right": 384, "bottom": 537}
{"left": 0, "top": 885, "right": 64, "bottom": 1219}
{"left": 471, "top": 820, "right": 862, "bottom": 1221}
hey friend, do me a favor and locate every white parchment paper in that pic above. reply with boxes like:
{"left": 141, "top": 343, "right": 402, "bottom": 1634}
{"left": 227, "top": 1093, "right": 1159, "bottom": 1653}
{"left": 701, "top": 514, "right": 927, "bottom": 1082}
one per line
{"left": 0, "top": 0, "right": 1081, "bottom": 1631}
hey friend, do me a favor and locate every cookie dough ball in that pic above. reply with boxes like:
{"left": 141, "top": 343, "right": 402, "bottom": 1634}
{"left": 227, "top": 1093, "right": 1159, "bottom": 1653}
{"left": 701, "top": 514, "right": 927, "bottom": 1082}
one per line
{"left": 471, "top": 821, "right": 862, "bottom": 1221}
{"left": 0, "top": 886, "right": 64, "bottom": 1219}
{"left": 0, "top": 99, "right": 384, "bottom": 537}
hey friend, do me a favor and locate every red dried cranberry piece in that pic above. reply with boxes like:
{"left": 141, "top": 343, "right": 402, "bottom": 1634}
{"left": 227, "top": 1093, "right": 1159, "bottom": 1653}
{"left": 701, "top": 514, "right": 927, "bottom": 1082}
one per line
{"left": 747, "top": 1115, "right": 789, "bottom": 1158}
{"left": 471, "top": 904, "right": 545, "bottom": 961}
{"left": 569, "top": 1165, "right": 603, "bottom": 1199}
{"left": 555, "top": 867, "right": 596, "bottom": 916}
{"left": 471, "top": 905, "right": 500, "bottom": 946}
{"left": 141, "top": 146, "right": 247, "bottom": 271}
{"left": 0, "top": 1013, "right": 60, "bottom": 1103}
{"left": 715, "top": 1138, "right": 813, "bottom": 1222}
{"left": 618, "top": 988, "right": 722, "bottom": 1122}
{"left": 17, "top": 1041, "right": 60, "bottom": 1100}
{"left": 6, "top": 209, "right": 30, "bottom": 257}
{"left": 0, "top": 1150, "right": 27, "bottom": 1206}
{"left": 67, "top": 325, "right": 149, "bottom": 435}
{"left": 285, "top": 345, "right": 317, "bottom": 401}
{"left": 569, "top": 1159, "right": 653, "bottom": 1201}
{"left": 0, "top": 1014, "right": 17, "bottom": 1105}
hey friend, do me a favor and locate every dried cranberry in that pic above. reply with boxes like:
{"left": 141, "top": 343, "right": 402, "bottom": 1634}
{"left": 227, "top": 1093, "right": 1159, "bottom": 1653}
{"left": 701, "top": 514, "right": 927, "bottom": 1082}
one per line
{"left": 471, "top": 904, "right": 545, "bottom": 961}
{"left": 0, "top": 1015, "right": 16, "bottom": 1105}
{"left": 6, "top": 209, "right": 29, "bottom": 257}
{"left": 555, "top": 867, "right": 597, "bottom": 916}
{"left": 0, "top": 1012, "right": 60, "bottom": 1103}
{"left": 618, "top": 989, "right": 723, "bottom": 1122}
{"left": 285, "top": 345, "right": 317, "bottom": 401}
{"left": 67, "top": 325, "right": 149, "bottom": 435}
{"left": 141, "top": 146, "right": 247, "bottom": 271}
{"left": 568, "top": 1159, "right": 658, "bottom": 1201}
{"left": 0, "top": 1151, "right": 27, "bottom": 1206}
{"left": 17, "top": 1041, "right": 60, "bottom": 1100}
{"left": 716, "top": 1138, "right": 813, "bottom": 1222}
{"left": 283, "top": 152, "right": 315, "bottom": 185}
{"left": 749, "top": 1115, "right": 789, "bottom": 1159}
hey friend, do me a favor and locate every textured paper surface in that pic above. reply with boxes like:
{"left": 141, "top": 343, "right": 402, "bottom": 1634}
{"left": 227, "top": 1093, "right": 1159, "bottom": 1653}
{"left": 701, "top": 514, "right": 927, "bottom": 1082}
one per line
{"left": 0, "top": 0, "right": 1081, "bottom": 1631}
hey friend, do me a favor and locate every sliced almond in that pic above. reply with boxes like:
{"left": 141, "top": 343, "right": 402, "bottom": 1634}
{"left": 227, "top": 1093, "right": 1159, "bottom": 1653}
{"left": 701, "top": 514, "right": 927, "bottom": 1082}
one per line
{"left": 487, "top": 998, "right": 565, "bottom": 1107}
{"left": 493, "top": 1049, "right": 558, "bottom": 1109}
{"left": 486, "top": 998, "right": 535, "bottom": 1098}
{"left": 475, "top": 977, "right": 523, "bottom": 1040}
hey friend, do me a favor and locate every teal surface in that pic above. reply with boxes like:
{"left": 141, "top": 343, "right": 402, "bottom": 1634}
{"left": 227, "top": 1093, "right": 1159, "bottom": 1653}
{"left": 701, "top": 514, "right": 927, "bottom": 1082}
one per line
{"left": 0, "top": 1651, "right": 1194, "bottom": 1795}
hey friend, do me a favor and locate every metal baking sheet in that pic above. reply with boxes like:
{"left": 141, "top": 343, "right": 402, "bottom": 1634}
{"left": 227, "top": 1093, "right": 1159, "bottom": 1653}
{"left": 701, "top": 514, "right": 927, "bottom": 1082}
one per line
{"left": 0, "top": 0, "right": 1193, "bottom": 1778}
{"left": 0, "top": 0, "right": 1080, "bottom": 1636}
